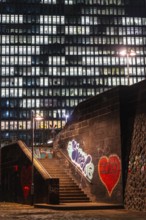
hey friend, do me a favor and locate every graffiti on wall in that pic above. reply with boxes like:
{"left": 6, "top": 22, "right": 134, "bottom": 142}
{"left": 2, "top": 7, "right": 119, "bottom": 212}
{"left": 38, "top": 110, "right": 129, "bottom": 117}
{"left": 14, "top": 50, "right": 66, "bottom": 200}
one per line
{"left": 96, "top": 144, "right": 111, "bottom": 159}
{"left": 128, "top": 154, "right": 146, "bottom": 174}
{"left": 98, "top": 154, "right": 121, "bottom": 196}
{"left": 20, "top": 165, "right": 32, "bottom": 200}
{"left": 34, "top": 147, "right": 53, "bottom": 159}
{"left": 67, "top": 140, "right": 94, "bottom": 181}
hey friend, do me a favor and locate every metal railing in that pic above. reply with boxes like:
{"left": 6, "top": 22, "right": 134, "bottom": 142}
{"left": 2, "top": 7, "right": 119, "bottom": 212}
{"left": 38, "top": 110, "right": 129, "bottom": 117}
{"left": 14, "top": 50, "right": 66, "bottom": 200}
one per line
{"left": 55, "top": 148, "right": 92, "bottom": 183}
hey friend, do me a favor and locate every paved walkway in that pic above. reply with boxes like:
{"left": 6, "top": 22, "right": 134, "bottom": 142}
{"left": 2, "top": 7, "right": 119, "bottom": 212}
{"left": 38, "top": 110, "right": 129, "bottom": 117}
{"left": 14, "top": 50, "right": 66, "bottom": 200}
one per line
{"left": 0, "top": 202, "right": 145, "bottom": 220}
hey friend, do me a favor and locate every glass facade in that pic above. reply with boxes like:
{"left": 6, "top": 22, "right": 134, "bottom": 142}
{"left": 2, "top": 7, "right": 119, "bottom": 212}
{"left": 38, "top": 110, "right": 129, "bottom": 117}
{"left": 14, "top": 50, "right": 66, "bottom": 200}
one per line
{"left": 0, "top": 0, "right": 146, "bottom": 145}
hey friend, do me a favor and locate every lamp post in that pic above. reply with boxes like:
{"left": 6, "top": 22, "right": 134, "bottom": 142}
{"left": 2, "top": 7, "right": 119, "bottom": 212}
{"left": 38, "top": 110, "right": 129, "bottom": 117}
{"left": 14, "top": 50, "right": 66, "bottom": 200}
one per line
{"left": 0, "top": 125, "right": 1, "bottom": 199}
{"left": 31, "top": 110, "right": 43, "bottom": 205}
{"left": 119, "top": 49, "right": 136, "bottom": 85}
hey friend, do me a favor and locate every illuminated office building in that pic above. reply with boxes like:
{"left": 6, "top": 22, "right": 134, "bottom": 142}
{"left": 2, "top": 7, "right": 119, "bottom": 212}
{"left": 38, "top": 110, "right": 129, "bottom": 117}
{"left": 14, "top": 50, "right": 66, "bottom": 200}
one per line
{"left": 0, "top": 0, "right": 146, "bottom": 145}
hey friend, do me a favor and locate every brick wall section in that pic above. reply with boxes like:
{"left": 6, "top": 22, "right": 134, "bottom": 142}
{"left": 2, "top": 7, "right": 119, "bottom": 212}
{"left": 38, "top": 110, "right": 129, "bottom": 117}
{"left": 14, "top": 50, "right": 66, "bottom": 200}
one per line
{"left": 54, "top": 87, "right": 123, "bottom": 205}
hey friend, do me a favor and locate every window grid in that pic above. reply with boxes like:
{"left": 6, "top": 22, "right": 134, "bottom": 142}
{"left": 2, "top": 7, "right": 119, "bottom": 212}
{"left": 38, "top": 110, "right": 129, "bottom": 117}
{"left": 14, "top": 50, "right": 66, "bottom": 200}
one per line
{"left": 0, "top": 1, "right": 146, "bottom": 144}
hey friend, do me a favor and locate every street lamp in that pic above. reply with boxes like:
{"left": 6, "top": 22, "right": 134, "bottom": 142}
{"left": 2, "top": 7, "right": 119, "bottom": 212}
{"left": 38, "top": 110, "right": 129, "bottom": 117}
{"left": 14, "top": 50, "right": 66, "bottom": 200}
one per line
{"left": 119, "top": 49, "right": 136, "bottom": 85}
{"left": 65, "top": 114, "right": 69, "bottom": 123}
{"left": 31, "top": 110, "right": 43, "bottom": 205}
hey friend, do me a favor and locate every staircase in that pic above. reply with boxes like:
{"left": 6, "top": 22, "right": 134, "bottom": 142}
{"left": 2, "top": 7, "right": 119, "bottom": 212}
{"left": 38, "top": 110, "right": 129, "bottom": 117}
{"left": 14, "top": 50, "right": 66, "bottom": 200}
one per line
{"left": 38, "top": 158, "right": 90, "bottom": 203}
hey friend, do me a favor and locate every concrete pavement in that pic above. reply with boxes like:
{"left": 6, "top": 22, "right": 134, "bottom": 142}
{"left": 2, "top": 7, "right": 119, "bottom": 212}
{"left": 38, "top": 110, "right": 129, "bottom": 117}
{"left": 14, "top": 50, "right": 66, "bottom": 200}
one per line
{"left": 0, "top": 202, "right": 145, "bottom": 220}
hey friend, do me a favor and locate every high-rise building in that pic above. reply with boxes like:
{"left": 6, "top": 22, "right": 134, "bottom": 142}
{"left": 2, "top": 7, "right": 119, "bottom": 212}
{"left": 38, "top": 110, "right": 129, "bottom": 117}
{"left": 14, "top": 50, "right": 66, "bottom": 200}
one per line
{"left": 0, "top": 0, "right": 146, "bottom": 145}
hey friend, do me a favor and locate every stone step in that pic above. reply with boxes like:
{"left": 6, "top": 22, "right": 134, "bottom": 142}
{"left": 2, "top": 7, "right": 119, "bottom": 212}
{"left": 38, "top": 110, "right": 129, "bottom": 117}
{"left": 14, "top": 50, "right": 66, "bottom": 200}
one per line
{"left": 60, "top": 192, "right": 87, "bottom": 197}
{"left": 60, "top": 198, "right": 90, "bottom": 202}
{"left": 38, "top": 158, "right": 90, "bottom": 203}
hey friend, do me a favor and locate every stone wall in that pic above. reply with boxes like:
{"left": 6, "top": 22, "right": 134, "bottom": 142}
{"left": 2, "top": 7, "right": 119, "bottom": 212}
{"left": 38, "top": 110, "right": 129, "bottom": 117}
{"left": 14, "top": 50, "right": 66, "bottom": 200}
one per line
{"left": 54, "top": 80, "right": 146, "bottom": 211}
{"left": 124, "top": 114, "right": 146, "bottom": 211}
{"left": 54, "top": 87, "right": 124, "bottom": 205}
{"left": 123, "top": 82, "right": 146, "bottom": 211}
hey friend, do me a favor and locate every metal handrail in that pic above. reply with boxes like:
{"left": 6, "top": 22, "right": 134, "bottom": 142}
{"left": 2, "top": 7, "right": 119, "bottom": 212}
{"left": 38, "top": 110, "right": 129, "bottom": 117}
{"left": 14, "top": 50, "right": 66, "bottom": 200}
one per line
{"left": 56, "top": 148, "right": 92, "bottom": 183}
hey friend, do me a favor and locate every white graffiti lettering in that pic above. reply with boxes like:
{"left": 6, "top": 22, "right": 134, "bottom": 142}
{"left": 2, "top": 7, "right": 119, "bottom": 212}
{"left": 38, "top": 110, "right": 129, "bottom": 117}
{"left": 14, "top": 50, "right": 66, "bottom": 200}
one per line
{"left": 67, "top": 140, "right": 94, "bottom": 181}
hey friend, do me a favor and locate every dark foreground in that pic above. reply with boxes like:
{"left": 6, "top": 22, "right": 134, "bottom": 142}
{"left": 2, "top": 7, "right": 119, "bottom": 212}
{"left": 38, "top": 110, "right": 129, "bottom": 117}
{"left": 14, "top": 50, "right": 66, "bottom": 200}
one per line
{"left": 0, "top": 203, "right": 145, "bottom": 220}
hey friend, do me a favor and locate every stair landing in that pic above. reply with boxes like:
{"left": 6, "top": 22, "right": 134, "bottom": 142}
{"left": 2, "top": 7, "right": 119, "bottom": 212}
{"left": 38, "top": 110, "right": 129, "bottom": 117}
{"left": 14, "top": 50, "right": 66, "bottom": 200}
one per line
{"left": 34, "top": 202, "right": 124, "bottom": 210}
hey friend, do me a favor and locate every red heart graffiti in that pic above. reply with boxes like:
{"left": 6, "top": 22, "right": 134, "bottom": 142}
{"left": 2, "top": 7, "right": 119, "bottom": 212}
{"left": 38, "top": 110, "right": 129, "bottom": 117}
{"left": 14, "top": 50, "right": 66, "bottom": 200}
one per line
{"left": 98, "top": 155, "right": 121, "bottom": 196}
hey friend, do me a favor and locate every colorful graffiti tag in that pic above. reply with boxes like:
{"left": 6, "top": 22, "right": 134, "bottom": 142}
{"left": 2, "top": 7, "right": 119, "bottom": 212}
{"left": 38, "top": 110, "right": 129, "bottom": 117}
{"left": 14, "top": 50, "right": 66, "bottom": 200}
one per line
{"left": 67, "top": 140, "right": 94, "bottom": 181}
{"left": 34, "top": 147, "right": 53, "bottom": 159}
{"left": 98, "top": 154, "right": 121, "bottom": 196}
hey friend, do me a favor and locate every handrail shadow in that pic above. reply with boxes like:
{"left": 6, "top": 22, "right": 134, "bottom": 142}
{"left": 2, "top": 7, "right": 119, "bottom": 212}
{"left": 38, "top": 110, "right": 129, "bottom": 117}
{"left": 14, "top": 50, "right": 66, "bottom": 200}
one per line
{"left": 17, "top": 140, "right": 52, "bottom": 179}
{"left": 55, "top": 147, "right": 92, "bottom": 184}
